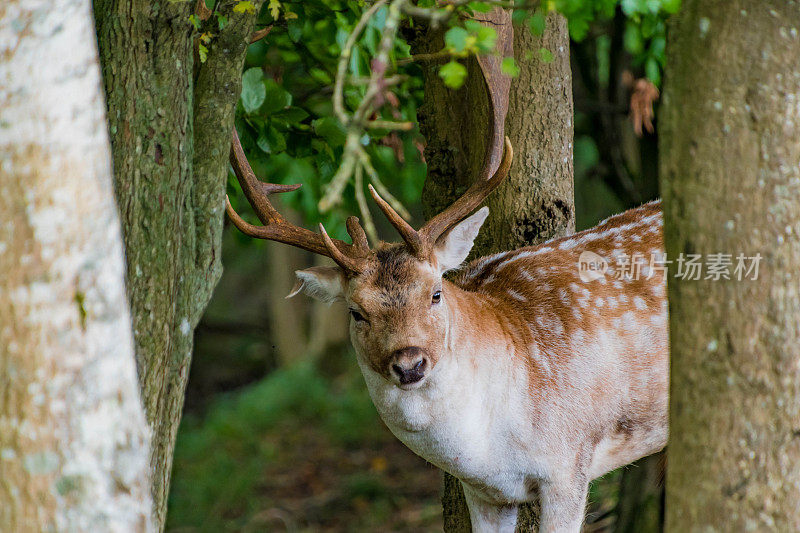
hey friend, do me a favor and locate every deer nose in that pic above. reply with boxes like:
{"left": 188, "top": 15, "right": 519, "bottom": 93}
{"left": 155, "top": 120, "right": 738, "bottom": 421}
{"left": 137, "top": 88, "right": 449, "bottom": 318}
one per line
{"left": 390, "top": 346, "right": 428, "bottom": 385}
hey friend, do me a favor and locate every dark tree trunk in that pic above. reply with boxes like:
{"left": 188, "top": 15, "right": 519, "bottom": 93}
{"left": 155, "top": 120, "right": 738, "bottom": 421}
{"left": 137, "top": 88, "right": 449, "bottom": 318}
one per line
{"left": 93, "top": 1, "right": 263, "bottom": 527}
{"left": 413, "top": 11, "right": 575, "bottom": 531}
{"left": 660, "top": 0, "right": 800, "bottom": 529}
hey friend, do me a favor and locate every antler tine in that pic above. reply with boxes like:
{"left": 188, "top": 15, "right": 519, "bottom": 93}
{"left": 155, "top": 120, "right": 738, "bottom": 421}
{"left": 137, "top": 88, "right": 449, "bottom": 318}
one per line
{"left": 319, "top": 223, "right": 365, "bottom": 272}
{"left": 229, "top": 128, "right": 299, "bottom": 225}
{"left": 367, "top": 184, "right": 424, "bottom": 255}
{"left": 226, "top": 127, "right": 370, "bottom": 273}
{"left": 346, "top": 216, "right": 370, "bottom": 251}
{"left": 420, "top": 136, "right": 513, "bottom": 244}
{"left": 415, "top": 10, "right": 513, "bottom": 246}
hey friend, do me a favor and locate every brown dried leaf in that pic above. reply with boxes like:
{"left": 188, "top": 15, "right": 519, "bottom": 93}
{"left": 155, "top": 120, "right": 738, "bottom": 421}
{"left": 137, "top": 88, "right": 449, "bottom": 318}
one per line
{"left": 629, "top": 78, "right": 660, "bottom": 137}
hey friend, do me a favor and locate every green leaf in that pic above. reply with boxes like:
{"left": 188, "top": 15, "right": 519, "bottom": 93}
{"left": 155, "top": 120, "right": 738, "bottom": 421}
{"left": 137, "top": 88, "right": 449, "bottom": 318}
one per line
{"left": 661, "top": 0, "right": 681, "bottom": 14}
{"left": 501, "top": 57, "right": 520, "bottom": 77}
{"left": 198, "top": 43, "right": 208, "bottom": 63}
{"left": 445, "top": 27, "right": 470, "bottom": 53}
{"left": 273, "top": 107, "right": 310, "bottom": 124}
{"left": 473, "top": 25, "right": 497, "bottom": 52}
{"left": 468, "top": 2, "right": 492, "bottom": 13}
{"left": 267, "top": 0, "right": 281, "bottom": 19}
{"left": 312, "top": 117, "right": 347, "bottom": 147}
{"left": 240, "top": 68, "right": 265, "bottom": 113}
{"left": 287, "top": 19, "right": 303, "bottom": 41}
{"left": 620, "top": 0, "right": 648, "bottom": 15}
{"left": 262, "top": 80, "right": 292, "bottom": 114}
{"left": 367, "top": 6, "right": 388, "bottom": 30}
{"left": 528, "top": 11, "right": 546, "bottom": 36}
{"left": 538, "top": 47, "right": 554, "bottom": 63}
{"left": 645, "top": 57, "right": 660, "bottom": 86}
{"left": 462, "top": 20, "right": 496, "bottom": 52}
{"left": 439, "top": 61, "right": 467, "bottom": 89}
{"left": 650, "top": 35, "right": 666, "bottom": 62}
{"left": 511, "top": 9, "right": 529, "bottom": 24}
{"left": 188, "top": 14, "right": 201, "bottom": 31}
{"left": 257, "top": 125, "right": 286, "bottom": 154}
{"left": 216, "top": 14, "right": 228, "bottom": 30}
{"left": 567, "top": 15, "right": 590, "bottom": 41}
{"left": 233, "top": 1, "right": 256, "bottom": 15}
{"left": 623, "top": 24, "right": 644, "bottom": 55}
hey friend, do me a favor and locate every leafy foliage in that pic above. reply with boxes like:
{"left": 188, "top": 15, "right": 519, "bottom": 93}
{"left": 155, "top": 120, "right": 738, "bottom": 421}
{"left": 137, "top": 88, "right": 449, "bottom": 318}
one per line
{"left": 225, "top": 0, "right": 678, "bottom": 240}
{"left": 229, "top": 1, "right": 427, "bottom": 241}
{"left": 548, "top": 0, "right": 677, "bottom": 85}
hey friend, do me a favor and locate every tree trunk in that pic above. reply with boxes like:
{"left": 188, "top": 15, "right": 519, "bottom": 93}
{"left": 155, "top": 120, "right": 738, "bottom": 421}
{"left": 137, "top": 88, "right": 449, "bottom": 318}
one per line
{"left": 615, "top": 452, "right": 664, "bottom": 533}
{"left": 660, "top": 1, "right": 800, "bottom": 530}
{"left": 0, "top": 0, "right": 153, "bottom": 530}
{"left": 414, "top": 12, "right": 575, "bottom": 531}
{"left": 93, "top": 1, "right": 263, "bottom": 526}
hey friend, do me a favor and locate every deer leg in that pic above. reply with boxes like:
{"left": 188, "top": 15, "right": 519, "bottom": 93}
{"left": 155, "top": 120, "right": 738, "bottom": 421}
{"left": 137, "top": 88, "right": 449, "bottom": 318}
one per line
{"left": 461, "top": 483, "right": 519, "bottom": 533}
{"left": 538, "top": 475, "right": 589, "bottom": 533}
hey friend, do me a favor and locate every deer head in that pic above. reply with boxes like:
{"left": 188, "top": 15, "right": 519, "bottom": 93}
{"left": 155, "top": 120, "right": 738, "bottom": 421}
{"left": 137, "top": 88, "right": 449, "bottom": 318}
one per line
{"left": 225, "top": 128, "right": 512, "bottom": 389}
{"left": 227, "top": 15, "right": 513, "bottom": 388}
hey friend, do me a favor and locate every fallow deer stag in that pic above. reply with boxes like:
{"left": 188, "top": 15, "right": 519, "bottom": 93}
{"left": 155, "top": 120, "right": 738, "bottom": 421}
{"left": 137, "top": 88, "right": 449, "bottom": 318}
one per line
{"left": 225, "top": 121, "right": 668, "bottom": 531}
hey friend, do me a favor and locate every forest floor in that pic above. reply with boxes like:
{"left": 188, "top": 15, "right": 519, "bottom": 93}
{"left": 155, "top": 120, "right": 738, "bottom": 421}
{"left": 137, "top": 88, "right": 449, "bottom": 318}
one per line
{"left": 167, "top": 359, "right": 442, "bottom": 532}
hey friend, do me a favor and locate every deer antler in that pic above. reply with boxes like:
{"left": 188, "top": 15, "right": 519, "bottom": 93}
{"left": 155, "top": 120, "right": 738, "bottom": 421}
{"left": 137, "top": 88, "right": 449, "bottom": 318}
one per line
{"left": 228, "top": 10, "right": 513, "bottom": 268}
{"left": 225, "top": 128, "right": 371, "bottom": 273}
{"left": 367, "top": 6, "right": 514, "bottom": 255}
{"left": 419, "top": 136, "right": 512, "bottom": 244}
{"left": 365, "top": 137, "right": 512, "bottom": 256}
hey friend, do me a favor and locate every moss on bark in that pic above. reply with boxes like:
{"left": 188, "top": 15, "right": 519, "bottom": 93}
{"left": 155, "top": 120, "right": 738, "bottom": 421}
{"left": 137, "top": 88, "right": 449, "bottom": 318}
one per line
{"left": 93, "top": 1, "right": 263, "bottom": 527}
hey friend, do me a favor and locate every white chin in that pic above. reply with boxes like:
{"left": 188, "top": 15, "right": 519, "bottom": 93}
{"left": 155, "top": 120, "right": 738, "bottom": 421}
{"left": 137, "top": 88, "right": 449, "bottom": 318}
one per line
{"left": 396, "top": 379, "right": 426, "bottom": 391}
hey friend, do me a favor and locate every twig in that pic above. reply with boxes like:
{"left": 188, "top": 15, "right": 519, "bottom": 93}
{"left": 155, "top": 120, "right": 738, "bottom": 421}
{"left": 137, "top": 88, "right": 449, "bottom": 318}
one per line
{"left": 397, "top": 49, "right": 453, "bottom": 65}
{"left": 323, "top": 0, "right": 531, "bottom": 215}
{"left": 195, "top": 0, "right": 212, "bottom": 21}
{"left": 354, "top": 164, "right": 379, "bottom": 245}
{"left": 333, "top": 0, "right": 388, "bottom": 125}
{"left": 250, "top": 25, "right": 273, "bottom": 44}
{"left": 365, "top": 119, "right": 415, "bottom": 130}
{"left": 350, "top": 74, "right": 408, "bottom": 85}
{"left": 319, "top": 133, "right": 361, "bottom": 212}
{"left": 359, "top": 148, "right": 412, "bottom": 220}
{"left": 322, "top": 0, "right": 414, "bottom": 215}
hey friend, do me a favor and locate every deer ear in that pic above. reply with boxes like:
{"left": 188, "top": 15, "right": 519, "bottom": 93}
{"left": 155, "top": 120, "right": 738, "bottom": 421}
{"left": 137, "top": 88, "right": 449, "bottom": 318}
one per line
{"left": 287, "top": 267, "right": 344, "bottom": 303}
{"left": 433, "top": 206, "right": 489, "bottom": 274}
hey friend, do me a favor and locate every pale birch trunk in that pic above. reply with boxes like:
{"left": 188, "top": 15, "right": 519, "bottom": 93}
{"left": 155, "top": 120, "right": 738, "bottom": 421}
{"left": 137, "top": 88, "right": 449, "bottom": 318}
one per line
{"left": 0, "top": 1, "right": 153, "bottom": 530}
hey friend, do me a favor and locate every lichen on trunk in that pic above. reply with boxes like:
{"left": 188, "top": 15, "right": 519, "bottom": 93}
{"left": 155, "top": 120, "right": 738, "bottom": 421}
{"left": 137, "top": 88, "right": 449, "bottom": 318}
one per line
{"left": 0, "top": 0, "right": 153, "bottom": 529}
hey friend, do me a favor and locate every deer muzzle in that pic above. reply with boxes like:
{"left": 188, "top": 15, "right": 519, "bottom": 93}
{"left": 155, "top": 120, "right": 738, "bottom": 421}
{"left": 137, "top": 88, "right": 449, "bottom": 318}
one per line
{"left": 389, "top": 346, "right": 429, "bottom": 388}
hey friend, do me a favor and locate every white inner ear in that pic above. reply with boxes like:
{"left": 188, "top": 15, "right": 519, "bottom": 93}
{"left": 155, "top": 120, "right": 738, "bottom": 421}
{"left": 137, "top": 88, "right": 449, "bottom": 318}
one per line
{"left": 433, "top": 206, "right": 489, "bottom": 275}
{"left": 287, "top": 266, "right": 344, "bottom": 304}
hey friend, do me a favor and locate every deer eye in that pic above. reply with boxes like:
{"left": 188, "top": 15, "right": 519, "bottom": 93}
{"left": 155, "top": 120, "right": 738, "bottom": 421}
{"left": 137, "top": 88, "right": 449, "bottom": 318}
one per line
{"left": 431, "top": 291, "right": 442, "bottom": 304}
{"left": 349, "top": 309, "right": 367, "bottom": 323}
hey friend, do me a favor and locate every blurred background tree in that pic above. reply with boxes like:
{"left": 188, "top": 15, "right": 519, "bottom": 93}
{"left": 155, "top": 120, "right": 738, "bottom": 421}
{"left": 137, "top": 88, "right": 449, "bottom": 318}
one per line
{"left": 167, "top": 0, "right": 677, "bottom": 531}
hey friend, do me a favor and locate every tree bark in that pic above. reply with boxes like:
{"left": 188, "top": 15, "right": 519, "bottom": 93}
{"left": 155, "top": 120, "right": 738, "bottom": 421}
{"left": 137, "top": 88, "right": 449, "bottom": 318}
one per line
{"left": 93, "top": 0, "right": 263, "bottom": 526}
{"left": 0, "top": 0, "right": 152, "bottom": 530}
{"left": 660, "top": 1, "right": 800, "bottom": 530}
{"left": 414, "top": 12, "right": 575, "bottom": 531}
